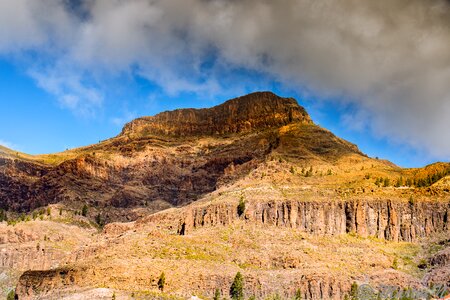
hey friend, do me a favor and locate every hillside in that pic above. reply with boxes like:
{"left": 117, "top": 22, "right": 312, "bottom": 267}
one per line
{"left": 0, "top": 92, "right": 449, "bottom": 299}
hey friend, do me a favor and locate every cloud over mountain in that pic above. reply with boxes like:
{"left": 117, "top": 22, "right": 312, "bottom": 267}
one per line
{"left": 0, "top": 0, "right": 449, "bottom": 158}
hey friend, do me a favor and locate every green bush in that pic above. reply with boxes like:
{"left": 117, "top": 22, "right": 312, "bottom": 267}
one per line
{"left": 392, "top": 257, "right": 399, "bottom": 270}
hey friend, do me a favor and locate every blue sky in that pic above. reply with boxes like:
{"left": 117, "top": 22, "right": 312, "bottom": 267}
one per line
{"left": 0, "top": 0, "right": 449, "bottom": 168}
{"left": 0, "top": 56, "right": 431, "bottom": 167}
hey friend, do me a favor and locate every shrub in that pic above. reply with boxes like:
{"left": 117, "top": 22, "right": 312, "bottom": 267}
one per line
{"left": 237, "top": 196, "right": 246, "bottom": 217}
{"left": 392, "top": 257, "right": 399, "bottom": 270}
{"left": 290, "top": 166, "right": 296, "bottom": 174}
{"left": 213, "top": 288, "right": 221, "bottom": 300}
{"left": 0, "top": 209, "right": 6, "bottom": 222}
{"left": 350, "top": 282, "right": 358, "bottom": 300}
{"left": 294, "top": 289, "right": 302, "bottom": 300}
{"left": 158, "top": 272, "right": 165, "bottom": 291}
{"left": 230, "top": 272, "right": 244, "bottom": 300}
{"left": 7, "top": 289, "right": 15, "bottom": 300}
{"left": 81, "top": 204, "right": 88, "bottom": 217}
{"left": 95, "top": 214, "right": 104, "bottom": 228}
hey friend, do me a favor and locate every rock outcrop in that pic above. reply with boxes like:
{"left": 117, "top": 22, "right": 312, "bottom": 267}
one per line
{"left": 171, "top": 199, "right": 449, "bottom": 242}
{"left": 121, "top": 92, "right": 312, "bottom": 137}
{"left": 424, "top": 246, "right": 450, "bottom": 287}
{"left": 16, "top": 267, "right": 348, "bottom": 300}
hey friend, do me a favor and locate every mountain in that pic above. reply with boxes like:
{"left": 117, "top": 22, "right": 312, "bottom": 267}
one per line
{"left": 0, "top": 92, "right": 449, "bottom": 299}
{"left": 0, "top": 92, "right": 364, "bottom": 221}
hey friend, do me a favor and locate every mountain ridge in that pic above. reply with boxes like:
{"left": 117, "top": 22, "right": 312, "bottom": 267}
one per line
{"left": 121, "top": 91, "right": 312, "bottom": 137}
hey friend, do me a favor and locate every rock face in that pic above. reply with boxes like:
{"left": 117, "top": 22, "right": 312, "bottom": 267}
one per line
{"left": 16, "top": 267, "right": 348, "bottom": 300}
{"left": 424, "top": 246, "right": 450, "bottom": 287}
{"left": 121, "top": 91, "right": 312, "bottom": 137}
{"left": 0, "top": 158, "right": 50, "bottom": 211}
{"left": 164, "top": 199, "right": 450, "bottom": 242}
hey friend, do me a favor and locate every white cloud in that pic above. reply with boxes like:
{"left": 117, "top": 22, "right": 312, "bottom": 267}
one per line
{"left": 28, "top": 66, "right": 103, "bottom": 116}
{"left": 0, "top": 0, "right": 449, "bottom": 159}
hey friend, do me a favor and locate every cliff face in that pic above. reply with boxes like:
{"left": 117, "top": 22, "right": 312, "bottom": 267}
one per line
{"left": 121, "top": 92, "right": 312, "bottom": 137}
{"left": 142, "top": 198, "right": 450, "bottom": 242}
{"left": 0, "top": 157, "right": 50, "bottom": 211}
{"left": 15, "top": 196, "right": 450, "bottom": 300}
{"left": 16, "top": 267, "right": 348, "bottom": 300}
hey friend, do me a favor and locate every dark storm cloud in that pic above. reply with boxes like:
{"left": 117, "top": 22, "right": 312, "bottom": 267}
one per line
{"left": 0, "top": 0, "right": 449, "bottom": 158}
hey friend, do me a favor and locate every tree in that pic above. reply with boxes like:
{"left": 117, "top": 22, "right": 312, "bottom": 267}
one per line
{"left": 213, "top": 288, "right": 221, "bottom": 300}
{"left": 7, "top": 289, "right": 15, "bottom": 300}
{"left": 383, "top": 178, "right": 390, "bottom": 187}
{"left": 290, "top": 166, "right": 296, "bottom": 174}
{"left": 406, "top": 178, "right": 412, "bottom": 187}
{"left": 230, "top": 272, "right": 244, "bottom": 300}
{"left": 81, "top": 204, "right": 88, "bottom": 217}
{"left": 158, "top": 272, "right": 165, "bottom": 291}
{"left": 294, "top": 289, "right": 302, "bottom": 300}
{"left": 392, "top": 257, "right": 398, "bottom": 269}
{"left": 95, "top": 214, "right": 104, "bottom": 228}
{"left": 350, "top": 282, "right": 358, "bottom": 300}
{"left": 0, "top": 209, "right": 6, "bottom": 222}
{"left": 237, "top": 196, "right": 246, "bottom": 217}
{"left": 375, "top": 178, "right": 380, "bottom": 187}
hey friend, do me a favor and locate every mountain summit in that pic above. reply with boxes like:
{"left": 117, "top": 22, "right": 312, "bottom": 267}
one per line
{"left": 121, "top": 92, "right": 312, "bottom": 137}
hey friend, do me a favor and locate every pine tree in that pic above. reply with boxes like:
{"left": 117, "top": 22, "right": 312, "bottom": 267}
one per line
{"left": 350, "top": 282, "right": 358, "bottom": 300}
{"left": 213, "top": 288, "right": 221, "bottom": 300}
{"left": 81, "top": 204, "right": 88, "bottom": 217}
{"left": 230, "top": 272, "right": 244, "bottom": 300}
{"left": 158, "top": 272, "right": 165, "bottom": 291}
{"left": 237, "top": 196, "right": 246, "bottom": 217}
{"left": 290, "top": 166, "right": 296, "bottom": 174}
{"left": 294, "top": 289, "right": 302, "bottom": 300}
{"left": 7, "top": 289, "right": 15, "bottom": 300}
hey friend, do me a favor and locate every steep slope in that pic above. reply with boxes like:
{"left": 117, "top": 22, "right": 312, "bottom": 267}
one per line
{"left": 0, "top": 92, "right": 368, "bottom": 222}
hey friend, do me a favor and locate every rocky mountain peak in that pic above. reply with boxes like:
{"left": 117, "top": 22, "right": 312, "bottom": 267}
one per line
{"left": 121, "top": 91, "right": 312, "bottom": 137}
